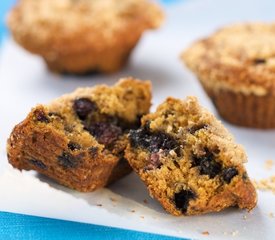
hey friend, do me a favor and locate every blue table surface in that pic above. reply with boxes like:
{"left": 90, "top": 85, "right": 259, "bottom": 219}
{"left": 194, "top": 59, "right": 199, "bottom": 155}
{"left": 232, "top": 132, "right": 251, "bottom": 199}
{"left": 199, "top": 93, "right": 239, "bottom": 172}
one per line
{"left": 0, "top": 1, "right": 189, "bottom": 240}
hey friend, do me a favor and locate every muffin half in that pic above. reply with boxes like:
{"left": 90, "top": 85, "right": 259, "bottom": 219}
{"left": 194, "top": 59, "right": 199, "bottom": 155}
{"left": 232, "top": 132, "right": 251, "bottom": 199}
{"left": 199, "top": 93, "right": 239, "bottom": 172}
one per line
{"left": 7, "top": 78, "right": 151, "bottom": 192}
{"left": 125, "top": 97, "right": 257, "bottom": 216}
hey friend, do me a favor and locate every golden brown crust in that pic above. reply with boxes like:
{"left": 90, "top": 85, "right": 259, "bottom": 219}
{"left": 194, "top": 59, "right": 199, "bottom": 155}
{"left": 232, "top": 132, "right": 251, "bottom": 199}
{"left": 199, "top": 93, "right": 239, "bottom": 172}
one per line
{"left": 182, "top": 23, "right": 275, "bottom": 96}
{"left": 7, "top": 78, "right": 152, "bottom": 192}
{"left": 125, "top": 97, "right": 257, "bottom": 216}
{"left": 204, "top": 86, "right": 275, "bottom": 128}
{"left": 7, "top": 0, "right": 164, "bottom": 73}
{"left": 182, "top": 23, "right": 275, "bottom": 128}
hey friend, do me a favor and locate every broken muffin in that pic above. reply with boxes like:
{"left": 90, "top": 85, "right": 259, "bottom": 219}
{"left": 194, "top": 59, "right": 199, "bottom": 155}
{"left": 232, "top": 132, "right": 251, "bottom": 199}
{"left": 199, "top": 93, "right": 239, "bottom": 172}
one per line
{"left": 125, "top": 97, "right": 257, "bottom": 216}
{"left": 7, "top": 78, "right": 151, "bottom": 192}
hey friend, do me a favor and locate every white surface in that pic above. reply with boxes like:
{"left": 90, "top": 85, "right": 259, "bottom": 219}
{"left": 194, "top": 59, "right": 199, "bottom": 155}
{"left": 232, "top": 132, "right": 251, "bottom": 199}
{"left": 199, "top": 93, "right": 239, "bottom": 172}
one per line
{"left": 1, "top": 0, "right": 275, "bottom": 239}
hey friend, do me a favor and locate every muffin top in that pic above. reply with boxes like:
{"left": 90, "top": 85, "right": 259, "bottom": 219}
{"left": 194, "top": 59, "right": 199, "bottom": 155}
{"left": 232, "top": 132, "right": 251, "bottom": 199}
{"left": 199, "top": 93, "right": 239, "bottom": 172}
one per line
{"left": 7, "top": 0, "right": 163, "bottom": 53}
{"left": 182, "top": 23, "right": 275, "bottom": 96}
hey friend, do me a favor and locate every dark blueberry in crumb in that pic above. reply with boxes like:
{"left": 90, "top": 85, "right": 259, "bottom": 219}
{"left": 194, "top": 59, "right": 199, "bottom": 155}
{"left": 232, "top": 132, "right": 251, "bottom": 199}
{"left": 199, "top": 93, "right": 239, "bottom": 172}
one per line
{"left": 242, "top": 172, "right": 248, "bottom": 180}
{"left": 174, "top": 161, "right": 180, "bottom": 168}
{"left": 89, "top": 147, "right": 98, "bottom": 157}
{"left": 129, "top": 127, "right": 179, "bottom": 154}
{"left": 87, "top": 122, "right": 122, "bottom": 146}
{"left": 192, "top": 150, "right": 222, "bottom": 178}
{"left": 254, "top": 58, "right": 266, "bottom": 64}
{"left": 150, "top": 132, "right": 179, "bottom": 153}
{"left": 188, "top": 124, "right": 208, "bottom": 134}
{"left": 129, "top": 128, "right": 151, "bottom": 149}
{"left": 29, "top": 159, "right": 47, "bottom": 170}
{"left": 57, "top": 152, "right": 79, "bottom": 168}
{"left": 222, "top": 168, "right": 238, "bottom": 183}
{"left": 34, "top": 109, "right": 49, "bottom": 123}
{"left": 174, "top": 190, "right": 196, "bottom": 213}
{"left": 144, "top": 153, "right": 162, "bottom": 171}
{"left": 68, "top": 142, "right": 81, "bottom": 151}
{"left": 73, "top": 98, "right": 97, "bottom": 120}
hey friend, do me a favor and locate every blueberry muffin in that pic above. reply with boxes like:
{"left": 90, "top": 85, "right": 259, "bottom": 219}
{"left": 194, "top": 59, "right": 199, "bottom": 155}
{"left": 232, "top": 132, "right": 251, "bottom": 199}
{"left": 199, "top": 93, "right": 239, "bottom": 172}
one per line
{"left": 7, "top": 0, "right": 163, "bottom": 74}
{"left": 7, "top": 78, "right": 151, "bottom": 192}
{"left": 125, "top": 97, "right": 257, "bottom": 216}
{"left": 182, "top": 23, "right": 275, "bottom": 128}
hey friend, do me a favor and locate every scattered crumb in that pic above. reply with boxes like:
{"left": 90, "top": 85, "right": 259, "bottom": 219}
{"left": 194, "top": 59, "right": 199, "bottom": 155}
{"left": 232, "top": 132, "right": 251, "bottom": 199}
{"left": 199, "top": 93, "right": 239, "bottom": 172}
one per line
{"left": 223, "top": 231, "right": 228, "bottom": 236}
{"left": 131, "top": 210, "right": 136, "bottom": 213}
{"left": 264, "top": 160, "right": 274, "bottom": 170}
{"left": 231, "top": 230, "right": 239, "bottom": 236}
{"left": 202, "top": 231, "right": 209, "bottom": 236}
{"left": 243, "top": 215, "right": 247, "bottom": 220}
{"left": 140, "top": 216, "right": 144, "bottom": 219}
{"left": 269, "top": 212, "right": 274, "bottom": 218}
{"left": 110, "top": 197, "right": 117, "bottom": 202}
{"left": 143, "top": 199, "right": 148, "bottom": 204}
{"left": 96, "top": 204, "right": 102, "bottom": 207}
{"left": 253, "top": 176, "right": 275, "bottom": 194}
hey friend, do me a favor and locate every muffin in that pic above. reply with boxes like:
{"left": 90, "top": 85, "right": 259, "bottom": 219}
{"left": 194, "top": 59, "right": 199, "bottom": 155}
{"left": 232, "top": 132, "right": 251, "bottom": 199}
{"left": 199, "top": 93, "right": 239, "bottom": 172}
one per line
{"left": 125, "top": 97, "right": 257, "bottom": 216}
{"left": 7, "top": 77, "right": 152, "bottom": 192}
{"left": 182, "top": 23, "right": 275, "bottom": 128}
{"left": 7, "top": 0, "right": 163, "bottom": 74}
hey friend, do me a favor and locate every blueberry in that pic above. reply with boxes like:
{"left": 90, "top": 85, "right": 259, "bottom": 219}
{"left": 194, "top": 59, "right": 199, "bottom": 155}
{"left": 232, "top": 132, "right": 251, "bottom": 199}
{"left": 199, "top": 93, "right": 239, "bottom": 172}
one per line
{"left": 192, "top": 149, "right": 222, "bottom": 178}
{"left": 73, "top": 98, "right": 97, "bottom": 120}
{"left": 57, "top": 152, "right": 79, "bottom": 168}
{"left": 86, "top": 122, "right": 122, "bottom": 146}
{"left": 254, "top": 58, "right": 266, "bottom": 64}
{"left": 68, "top": 142, "right": 81, "bottom": 151}
{"left": 29, "top": 159, "right": 47, "bottom": 170}
{"left": 222, "top": 168, "right": 238, "bottom": 183}
{"left": 129, "top": 126, "right": 179, "bottom": 153}
{"left": 144, "top": 153, "right": 162, "bottom": 171}
{"left": 188, "top": 124, "right": 208, "bottom": 134}
{"left": 34, "top": 109, "right": 49, "bottom": 123}
{"left": 89, "top": 147, "right": 98, "bottom": 157}
{"left": 174, "top": 189, "right": 196, "bottom": 213}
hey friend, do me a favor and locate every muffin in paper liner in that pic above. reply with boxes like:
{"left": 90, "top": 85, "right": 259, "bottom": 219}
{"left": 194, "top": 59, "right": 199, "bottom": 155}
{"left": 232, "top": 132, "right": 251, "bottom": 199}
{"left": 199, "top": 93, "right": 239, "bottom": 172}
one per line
{"left": 182, "top": 22, "right": 275, "bottom": 128}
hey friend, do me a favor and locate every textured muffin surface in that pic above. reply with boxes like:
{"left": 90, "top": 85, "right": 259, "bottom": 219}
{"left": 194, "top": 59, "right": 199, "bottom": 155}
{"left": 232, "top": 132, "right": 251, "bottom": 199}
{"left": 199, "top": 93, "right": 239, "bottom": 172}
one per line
{"left": 182, "top": 23, "right": 275, "bottom": 95}
{"left": 182, "top": 23, "right": 275, "bottom": 128}
{"left": 8, "top": 0, "right": 164, "bottom": 73}
{"left": 7, "top": 78, "right": 151, "bottom": 192}
{"left": 125, "top": 97, "right": 257, "bottom": 216}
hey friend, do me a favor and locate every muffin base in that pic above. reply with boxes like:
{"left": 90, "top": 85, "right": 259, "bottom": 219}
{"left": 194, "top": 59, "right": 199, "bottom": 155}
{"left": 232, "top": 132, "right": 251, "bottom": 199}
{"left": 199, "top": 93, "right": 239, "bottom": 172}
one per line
{"left": 44, "top": 46, "right": 135, "bottom": 74}
{"left": 204, "top": 85, "right": 275, "bottom": 129}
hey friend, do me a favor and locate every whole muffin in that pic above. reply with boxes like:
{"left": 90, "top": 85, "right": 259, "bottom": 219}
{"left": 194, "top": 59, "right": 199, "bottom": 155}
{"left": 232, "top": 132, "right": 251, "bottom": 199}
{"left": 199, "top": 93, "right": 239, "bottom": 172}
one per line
{"left": 7, "top": 0, "right": 163, "bottom": 74}
{"left": 182, "top": 23, "right": 275, "bottom": 128}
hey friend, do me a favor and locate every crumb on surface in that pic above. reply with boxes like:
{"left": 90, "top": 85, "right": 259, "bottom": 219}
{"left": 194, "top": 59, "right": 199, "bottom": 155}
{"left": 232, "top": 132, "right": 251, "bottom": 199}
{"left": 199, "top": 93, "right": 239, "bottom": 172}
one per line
{"left": 231, "top": 230, "right": 239, "bottom": 236}
{"left": 131, "top": 209, "right": 136, "bottom": 213}
{"left": 143, "top": 199, "right": 148, "bottom": 204}
{"left": 140, "top": 216, "right": 144, "bottom": 219}
{"left": 202, "top": 231, "right": 210, "bottom": 235}
{"left": 96, "top": 204, "right": 103, "bottom": 207}
{"left": 269, "top": 212, "right": 274, "bottom": 218}
{"left": 253, "top": 176, "right": 275, "bottom": 194}
{"left": 110, "top": 197, "right": 117, "bottom": 202}
{"left": 264, "top": 160, "right": 274, "bottom": 170}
